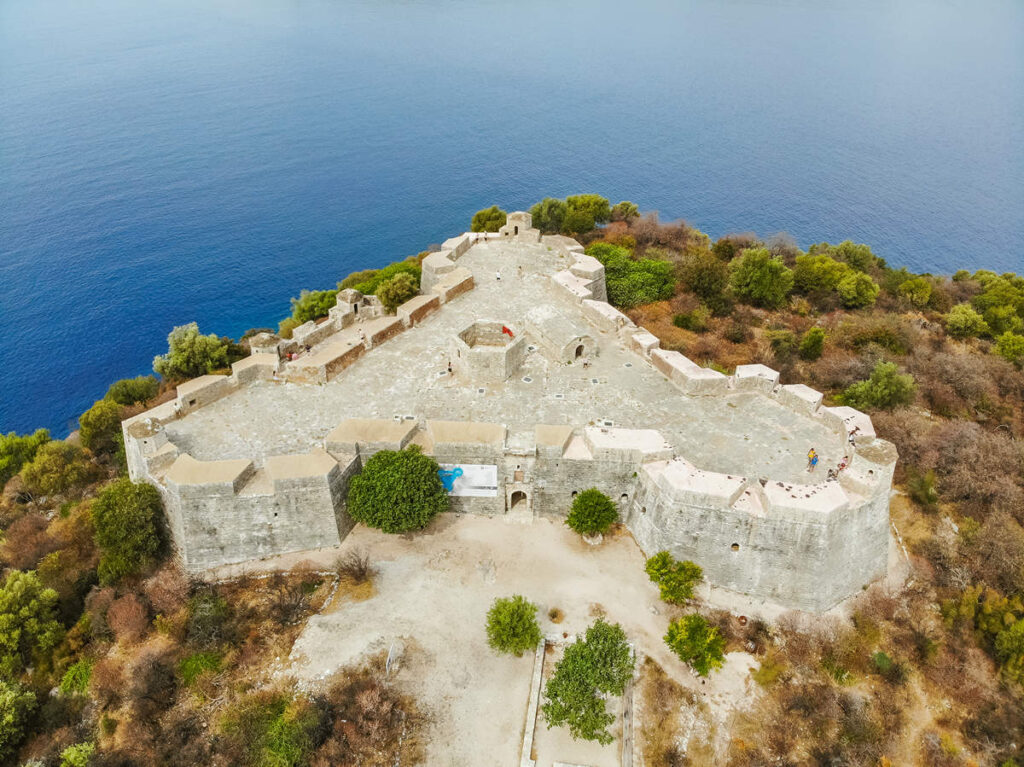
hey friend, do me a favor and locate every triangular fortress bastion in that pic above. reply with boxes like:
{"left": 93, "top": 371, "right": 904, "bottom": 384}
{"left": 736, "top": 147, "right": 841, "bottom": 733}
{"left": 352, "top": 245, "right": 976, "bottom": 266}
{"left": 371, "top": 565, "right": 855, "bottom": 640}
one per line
{"left": 123, "top": 211, "right": 897, "bottom": 612}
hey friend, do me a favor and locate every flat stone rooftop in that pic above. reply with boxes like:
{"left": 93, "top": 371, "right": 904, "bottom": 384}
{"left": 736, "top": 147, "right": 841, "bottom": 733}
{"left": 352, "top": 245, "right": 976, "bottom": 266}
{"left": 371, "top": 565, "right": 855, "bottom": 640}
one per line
{"left": 164, "top": 239, "right": 846, "bottom": 483}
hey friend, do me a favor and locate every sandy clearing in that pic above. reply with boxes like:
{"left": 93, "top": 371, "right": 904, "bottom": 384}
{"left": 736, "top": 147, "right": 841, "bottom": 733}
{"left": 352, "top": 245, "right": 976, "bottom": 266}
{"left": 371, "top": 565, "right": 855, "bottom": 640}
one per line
{"left": 285, "top": 514, "right": 759, "bottom": 764}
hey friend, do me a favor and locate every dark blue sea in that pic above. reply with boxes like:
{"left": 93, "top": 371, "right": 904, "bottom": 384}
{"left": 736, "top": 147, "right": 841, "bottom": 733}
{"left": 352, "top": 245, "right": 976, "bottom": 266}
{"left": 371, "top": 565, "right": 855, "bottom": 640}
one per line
{"left": 1, "top": 0, "right": 1022, "bottom": 435}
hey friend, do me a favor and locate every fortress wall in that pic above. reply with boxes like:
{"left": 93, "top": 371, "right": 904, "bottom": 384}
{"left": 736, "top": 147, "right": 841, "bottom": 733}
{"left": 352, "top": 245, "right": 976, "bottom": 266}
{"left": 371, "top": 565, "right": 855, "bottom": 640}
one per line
{"left": 420, "top": 250, "right": 456, "bottom": 293}
{"left": 165, "top": 454, "right": 358, "bottom": 572}
{"left": 176, "top": 375, "right": 234, "bottom": 415}
{"left": 531, "top": 456, "right": 640, "bottom": 519}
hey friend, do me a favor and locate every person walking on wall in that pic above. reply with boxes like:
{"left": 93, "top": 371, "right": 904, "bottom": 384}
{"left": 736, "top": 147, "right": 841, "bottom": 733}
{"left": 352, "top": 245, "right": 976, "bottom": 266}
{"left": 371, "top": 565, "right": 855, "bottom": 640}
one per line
{"left": 807, "top": 447, "right": 817, "bottom": 471}
{"left": 496, "top": 270, "right": 501, "bottom": 281}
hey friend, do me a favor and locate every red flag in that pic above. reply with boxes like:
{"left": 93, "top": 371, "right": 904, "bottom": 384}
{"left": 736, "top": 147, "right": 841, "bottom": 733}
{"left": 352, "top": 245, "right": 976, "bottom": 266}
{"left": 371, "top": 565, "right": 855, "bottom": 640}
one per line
{"left": 502, "top": 325, "right": 514, "bottom": 338}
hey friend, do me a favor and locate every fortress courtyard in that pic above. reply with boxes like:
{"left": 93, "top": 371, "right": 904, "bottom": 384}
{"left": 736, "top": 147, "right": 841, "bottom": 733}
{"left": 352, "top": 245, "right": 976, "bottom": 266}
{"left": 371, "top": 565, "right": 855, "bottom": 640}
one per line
{"left": 164, "top": 238, "right": 846, "bottom": 482}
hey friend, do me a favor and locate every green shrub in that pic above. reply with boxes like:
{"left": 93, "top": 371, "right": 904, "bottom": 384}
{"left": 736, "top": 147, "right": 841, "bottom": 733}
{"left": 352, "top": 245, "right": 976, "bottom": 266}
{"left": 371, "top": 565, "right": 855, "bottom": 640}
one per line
{"left": 347, "top": 446, "right": 448, "bottom": 533}
{"left": 350, "top": 258, "right": 421, "bottom": 296}
{"left": 60, "top": 657, "right": 93, "bottom": 696}
{"left": 985, "top": 304, "right": 1024, "bottom": 336}
{"left": 672, "top": 306, "right": 711, "bottom": 332}
{"left": 541, "top": 619, "right": 633, "bottom": 744}
{"left": 0, "top": 428, "right": 49, "bottom": 488}
{"left": 59, "top": 742, "right": 95, "bottom": 767}
{"left": 337, "top": 267, "right": 380, "bottom": 291}
{"left": 79, "top": 398, "right": 124, "bottom": 454}
{"left": 837, "top": 271, "right": 880, "bottom": 308}
{"left": 105, "top": 375, "right": 159, "bottom": 406}
{"left": 179, "top": 651, "right": 222, "bottom": 686}
{"left": 0, "top": 571, "right": 63, "bottom": 676}
{"left": 153, "top": 322, "right": 230, "bottom": 380}
{"left": 375, "top": 271, "right": 418, "bottom": 312}
{"left": 898, "top": 276, "right": 932, "bottom": 308}
{"left": 586, "top": 243, "right": 674, "bottom": 308}
{"left": 842, "top": 318, "right": 912, "bottom": 354}
{"left": 645, "top": 551, "right": 703, "bottom": 604}
{"left": 221, "top": 690, "right": 321, "bottom": 767}
{"left": 944, "top": 304, "right": 989, "bottom": 339}
{"left": 728, "top": 248, "right": 794, "bottom": 309}
{"left": 678, "top": 251, "right": 729, "bottom": 309}
{"left": 799, "top": 327, "right": 826, "bottom": 360}
{"left": 907, "top": 469, "right": 939, "bottom": 511}
{"left": 764, "top": 329, "right": 797, "bottom": 362}
{"left": 529, "top": 198, "right": 568, "bottom": 234}
{"left": 839, "top": 361, "right": 916, "bottom": 411}
{"left": 566, "top": 488, "right": 618, "bottom": 536}
{"left": 752, "top": 654, "right": 785, "bottom": 687}
{"left": 92, "top": 478, "right": 164, "bottom": 584}
{"left": 485, "top": 595, "right": 541, "bottom": 656}
{"left": 812, "top": 240, "right": 877, "bottom": 272}
{"left": 471, "top": 205, "right": 506, "bottom": 233}
{"left": 610, "top": 200, "right": 639, "bottom": 222}
{"left": 724, "top": 321, "right": 750, "bottom": 344}
{"left": 996, "top": 619, "right": 1024, "bottom": 684}
{"left": 995, "top": 332, "right": 1024, "bottom": 367}
{"left": 289, "top": 289, "right": 337, "bottom": 324}
{"left": 564, "top": 194, "right": 611, "bottom": 234}
{"left": 0, "top": 680, "right": 36, "bottom": 761}
{"left": 21, "top": 441, "right": 97, "bottom": 497}
{"left": 278, "top": 316, "right": 301, "bottom": 339}
{"left": 665, "top": 614, "right": 725, "bottom": 676}
{"left": 793, "top": 253, "right": 849, "bottom": 294}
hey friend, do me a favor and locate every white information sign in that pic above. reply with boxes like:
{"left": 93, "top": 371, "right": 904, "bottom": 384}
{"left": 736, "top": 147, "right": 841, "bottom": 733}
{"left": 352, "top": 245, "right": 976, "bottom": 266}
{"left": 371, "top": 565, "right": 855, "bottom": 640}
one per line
{"left": 438, "top": 463, "right": 498, "bottom": 497}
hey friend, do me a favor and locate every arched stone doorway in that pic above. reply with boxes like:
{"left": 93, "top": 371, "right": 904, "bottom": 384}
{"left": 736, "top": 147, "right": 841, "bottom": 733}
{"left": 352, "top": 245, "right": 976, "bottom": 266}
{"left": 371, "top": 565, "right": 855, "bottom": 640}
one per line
{"left": 575, "top": 344, "right": 584, "bottom": 359}
{"left": 510, "top": 490, "right": 527, "bottom": 509}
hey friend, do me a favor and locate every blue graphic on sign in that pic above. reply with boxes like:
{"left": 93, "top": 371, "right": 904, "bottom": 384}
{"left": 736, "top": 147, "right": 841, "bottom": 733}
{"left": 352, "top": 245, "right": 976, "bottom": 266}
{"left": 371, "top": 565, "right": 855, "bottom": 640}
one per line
{"left": 438, "top": 466, "right": 464, "bottom": 492}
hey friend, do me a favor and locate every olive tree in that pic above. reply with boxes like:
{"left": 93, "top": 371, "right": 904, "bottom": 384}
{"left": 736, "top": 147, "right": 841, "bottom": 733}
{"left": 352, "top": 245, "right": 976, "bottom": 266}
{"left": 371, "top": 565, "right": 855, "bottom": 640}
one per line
{"left": 0, "top": 570, "right": 63, "bottom": 677}
{"left": 665, "top": 614, "right": 726, "bottom": 676}
{"left": 471, "top": 205, "right": 507, "bottom": 233}
{"left": 153, "top": 322, "right": 229, "bottom": 380}
{"left": 485, "top": 595, "right": 541, "bottom": 656}
{"left": 728, "top": 248, "right": 794, "bottom": 309}
{"left": 92, "top": 478, "right": 165, "bottom": 584}
{"left": 542, "top": 619, "right": 633, "bottom": 744}
{"left": 346, "top": 446, "right": 449, "bottom": 533}
{"left": 566, "top": 488, "right": 618, "bottom": 536}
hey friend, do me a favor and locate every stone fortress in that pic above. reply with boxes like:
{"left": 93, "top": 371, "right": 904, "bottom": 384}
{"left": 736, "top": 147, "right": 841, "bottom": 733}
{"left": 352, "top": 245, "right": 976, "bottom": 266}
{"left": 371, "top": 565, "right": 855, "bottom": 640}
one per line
{"left": 123, "top": 211, "right": 897, "bottom": 612}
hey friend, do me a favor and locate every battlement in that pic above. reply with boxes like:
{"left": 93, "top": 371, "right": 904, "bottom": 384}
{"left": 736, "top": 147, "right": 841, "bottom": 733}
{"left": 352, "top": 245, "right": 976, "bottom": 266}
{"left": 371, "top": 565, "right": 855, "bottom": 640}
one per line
{"left": 124, "top": 225, "right": 896, "bottom": 610}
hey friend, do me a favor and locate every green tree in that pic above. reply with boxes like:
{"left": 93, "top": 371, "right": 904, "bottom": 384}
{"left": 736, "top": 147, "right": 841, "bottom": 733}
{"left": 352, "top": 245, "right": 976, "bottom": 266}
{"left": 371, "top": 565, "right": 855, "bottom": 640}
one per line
{"left": 60, "top": 657, "right": 94, "bottom": 696}
{"left": 839, "top": 361, "right": 916, "bottom": 411}
{"left": 898, "top": 276, "right": 933, "bottom": 308}
{"left": 944, "top": 303, "right": 989, "bottom": 339}
{"left": 0, "top": 570, "right": 63, "bottom": 677}
{"left": 984, "top": 304, "right": 1024, "bottom": 336}
{"left": 610, "top": 200, "right": 639, "bottom": 222}
{"left": 678, "top": 251, "right": 730, "bottom": 312}
{"left": 59, "top": 742, "right": 95, "bottom": 767}
{"left": 541, "top": 619, "right": 634, "bottom": 744}
{"left": 529, "top": 198, "right": 568, "bottom": 234}
{"left": 485, "top": 595, "right": 541, "bottom": 656}
{"left": 645, "top": 552, "right": 703, "bottom": 604}
{"left": 21, "top": 441, "right": 97, "bottom": 497}
{"left": 792, "top": 253, "right": 850, "bottom": 294}
{"left": 375, "top": 271, "right": 418, "bottom": 312}
{"left": 153, "top": 322, "right": 230, "bottom": 380}
{"left": 105, "top": 375, "right": 159, "bottom": 406}
{"left": 92, "top": 478, "right": 164, "bottom": 584}
{"left": 799, "top": 327, "right": 826, "bottom": 360}
{"left": 566, "top": 488, "right": 618, "bottom": 536}
{"left": 79, "top": 398, "right": 124, "bottom": 454}
{"left": 0, "top": 680, "right": 36, "bottom": 762}
{"left": 829, "top": 240, "right": 877, "bottom": 272}
{"left": 665, "top": 614, "right": 726, "bottom": 676}
{"left": 0, "top": 429, "right": 49, "bottom": 488}
{"left": 837, "top": 271, "right": 880, "bottom": 308}
{"left": 995, "top": 332, "right": 1024, "bottom": 368}
{"left": 587, "top": 243, "right": 675, "bottom": 308}
{"left": 471, "top": 205, "right": 507, "bottom": 233}
{"left": 728, "top": 248, "right": 794, "bottom": 309}
{"left": 565, "top": 194, "right": 611, "bottom": 226}
{"left": 345, "top": 257, "right": 421, "bottom": 295}
{"left": 289, "top": 289, "right": 338, "bottom": 324}
{"left": 346, "top": 446, "right": 449, "bottom": 533}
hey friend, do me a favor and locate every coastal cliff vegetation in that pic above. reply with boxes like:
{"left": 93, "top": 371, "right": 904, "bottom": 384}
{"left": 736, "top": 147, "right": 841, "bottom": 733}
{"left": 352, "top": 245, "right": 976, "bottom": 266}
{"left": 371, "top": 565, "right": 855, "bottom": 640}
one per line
{"left": 0, "top": 196, "right": 1022, "bottom": 765}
